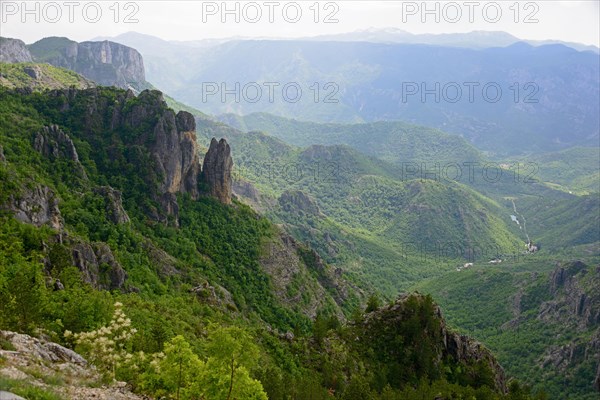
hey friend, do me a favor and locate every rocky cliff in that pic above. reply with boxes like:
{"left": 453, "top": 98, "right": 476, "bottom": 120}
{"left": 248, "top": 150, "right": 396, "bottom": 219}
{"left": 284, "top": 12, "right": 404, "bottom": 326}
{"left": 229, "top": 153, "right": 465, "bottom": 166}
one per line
{"left": 28, "top": 37, "right": 146, "bottom": 90}
{"left": 201, "top": 138, "right": 233, "bottom": 204}
{"left": 0, "top": 330, "right": 144, "bottom": 399}
{"left": 359, "top": 293, "right": 508, "bottom": 393}
{"left": 0, "top": 37, "right": 33, "bottom": 62}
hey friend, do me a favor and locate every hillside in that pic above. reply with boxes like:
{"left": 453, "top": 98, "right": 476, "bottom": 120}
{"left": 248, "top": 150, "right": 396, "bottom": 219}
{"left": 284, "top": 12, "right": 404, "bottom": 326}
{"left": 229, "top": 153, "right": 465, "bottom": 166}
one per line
{"left": 133, "top": 39, "right": 599, "bottom": 155}
{"left": 0, "top": 62, "right": 95, "bottom": 90}
{"left": 414, "top": 257, "right": 600, "bottom": 399}
{"left": 0, "top": 82, "right": 540, "bottom": 398}
{"left": 218, "top": 112, "right": 484, "bottom": 165}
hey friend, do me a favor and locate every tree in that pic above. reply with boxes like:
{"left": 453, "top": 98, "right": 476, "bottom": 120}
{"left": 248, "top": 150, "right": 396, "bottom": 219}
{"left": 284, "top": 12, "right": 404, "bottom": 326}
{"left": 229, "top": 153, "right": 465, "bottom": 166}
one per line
{"left": 191, "top": 325, "right": 267, "bottom": 400}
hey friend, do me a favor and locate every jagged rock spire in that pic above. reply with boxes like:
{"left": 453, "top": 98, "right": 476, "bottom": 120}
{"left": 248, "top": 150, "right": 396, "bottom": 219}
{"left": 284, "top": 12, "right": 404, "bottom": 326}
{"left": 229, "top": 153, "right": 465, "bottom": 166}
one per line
{"left": 201, "top": 138, "right": 233, "bottom": 205}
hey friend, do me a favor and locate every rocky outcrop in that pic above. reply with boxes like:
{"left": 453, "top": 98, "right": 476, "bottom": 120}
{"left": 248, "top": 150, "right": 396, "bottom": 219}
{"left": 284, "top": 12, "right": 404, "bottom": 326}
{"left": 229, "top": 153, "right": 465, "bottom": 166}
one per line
{"left": 233, "top": 179, "right": 268, "bottom": 212}
{"left": 0, "top": 37, "right": 33, "bottom": 62}
{"left": 93, "top": 186, "right": 130, "bottom": 224}
{"left": 595, "top": 362, "right": 600, "bottom": 391}
{"left": 29, "top": 37, "right": 146, "bottom": 90}
{"left": 278, "top": 190, "right": 322, "bottom": 216}
{"left": 259, "top": 231, "right": 356, "bottom": 320}
{"left": 201, "top": 138, "right": 233, "bottom": 204}
{"left": 361, "top": 294, "right": 507, "bottom": 394}
{"left": 0, "top": 330, "right": 86, "bottom": 366}
{"left": 0, "top": 144, "right": 5, "bottom": 162}
{"left": 0, "top": 330, "right": 145, "bottom": 400}
{"left": 189, "top": 281, "right": 236, "bottom": 310}
{"left": 540, "top": 261, "right": 600, "bottom": 329}
{"left": 10, "top": 185, "right": 63, "bottom": 230}
{"left": 71, "top": 242, "right": 127, "bottom": 291}
{"left": 123, "top": 91, "right": 200, "bottom": 203}
{"left": 33, "top": 125, "right": 87, "bottom": 179}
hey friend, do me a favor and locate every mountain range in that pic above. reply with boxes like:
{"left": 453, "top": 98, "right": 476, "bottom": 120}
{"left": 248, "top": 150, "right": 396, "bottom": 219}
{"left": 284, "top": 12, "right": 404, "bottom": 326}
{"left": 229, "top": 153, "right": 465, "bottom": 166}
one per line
{"left": 0, "top": 31, "right": 598, "bottom": 399}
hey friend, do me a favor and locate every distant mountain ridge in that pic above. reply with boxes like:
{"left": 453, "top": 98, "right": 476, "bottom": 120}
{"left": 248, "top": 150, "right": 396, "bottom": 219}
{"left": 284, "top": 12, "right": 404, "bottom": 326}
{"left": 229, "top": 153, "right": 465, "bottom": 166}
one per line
{"left": 89, "top": 34, "right": 598, "bottom": 155}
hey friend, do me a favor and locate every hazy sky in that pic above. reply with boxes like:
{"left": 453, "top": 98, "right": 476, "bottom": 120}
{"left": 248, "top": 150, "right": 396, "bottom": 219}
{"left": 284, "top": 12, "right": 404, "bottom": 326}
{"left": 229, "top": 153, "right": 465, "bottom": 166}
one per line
{"left": 1, "top": 1, "right": 599, "bottom": 46}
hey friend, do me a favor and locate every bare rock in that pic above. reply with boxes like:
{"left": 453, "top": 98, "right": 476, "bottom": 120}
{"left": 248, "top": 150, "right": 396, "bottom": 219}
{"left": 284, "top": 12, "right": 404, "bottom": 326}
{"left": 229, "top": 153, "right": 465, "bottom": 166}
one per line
{"left": 0, "top": 331, "right": 86, "bottom": 366}
{"left": 201, "top": 138, "right": 233, "bottom": 204}
{"left": 71, "top": 242, "right": 127, "bottom": 290}
{"left": 278, "top": 190, "right": 322, "bottom": 216}
{"left": 11, "top": 185, "right": 63, "bottom": 230}
{"left": 33, "top": 125, "right": 87, "bottom": 179}
{"left": 93, "top": 186, "right": 130, "bottom": 224}
{"left": 0, "top": 144, "right": 5, "bottom": 162}
{"left": 190, "top": 281, "right": 237, "bottom": 310}
{"left": 0, "top": 391, "right": 27, "bottom": 400}
{"left": 0, "top": 37, "right": 33, "bottom": 63}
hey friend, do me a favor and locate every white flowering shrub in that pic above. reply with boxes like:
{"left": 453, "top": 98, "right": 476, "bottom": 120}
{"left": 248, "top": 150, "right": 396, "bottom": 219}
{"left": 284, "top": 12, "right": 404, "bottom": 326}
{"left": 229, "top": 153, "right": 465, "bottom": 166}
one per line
{"left": 65, "top": 302, "right": 137, "bottom": 380}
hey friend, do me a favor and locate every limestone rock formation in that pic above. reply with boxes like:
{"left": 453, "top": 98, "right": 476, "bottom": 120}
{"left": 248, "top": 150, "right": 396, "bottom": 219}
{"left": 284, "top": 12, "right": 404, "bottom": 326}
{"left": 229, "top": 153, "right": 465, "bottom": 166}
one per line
{"left": 123, "top": 91, "right": 200, "bottom": 202}
{"left": 0, "top": 37, "right": 33, "bottom": 62}
{"left": 201, "top": 138, "right": 233, "bottom": 204}
{"left": 33, "top": 125, "right": 87, "bottom": 179}
{"left": 541, "top": 261, "right": 600, "bottom": 328}
{"left": 29, "top": 37, "right": 146, "bottom": 90}
{"left": 71, "top": 242, "right": 127, "bottom": 291}
{"left": 278, "top": 190, "right": 322, "bottom": 216}
{"left": 11, "top": 185, "right": 63, "bottom": 230}
{"left": 33, "top": 125, "right": 79, "bottom": 161}
{"left": 93, "top": 186, "right": 130, "bottom": 224}
{"left": 0, "top": 330, "right": 145, "bottom": 399}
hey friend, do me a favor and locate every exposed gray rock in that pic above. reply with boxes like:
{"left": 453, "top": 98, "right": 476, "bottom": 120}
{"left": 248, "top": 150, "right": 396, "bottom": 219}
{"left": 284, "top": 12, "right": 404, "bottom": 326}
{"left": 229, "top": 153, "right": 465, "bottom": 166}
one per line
{"left": 279, "top": 190, "right": 322, "bottom": 216}
{"left": 29, "top": 38, "right": 146, "bottom": 90}
{"left": 201, "top": 138, "right": 233, "bottom": 204}
{"left": 0, "top": 330, "right": 86, "bottom": 366}
{"left": 141, "top": 240, "right": 180, "bottom": 278}
{"left": 125, "top": 92, "right": 200, "bottom": 204}
{"left": 541, "top": 261, "right": 599, "bottom": 329}
{"left": 23, "top": 65, "right": 40, "bottom": 79}
{"left": 33, "top": 125, "right": 87, "bottom": 179}
{"left": 0, "top": 37, "right": 33, "bottom": 62}
{"left": 0, "top": 144, "right": 5, "bottom": 163}
{"left": 11, "top": 185, "right": 63, "bottom": 230}
{"left": 93, "top": 186, "right": 130, "bottom": 224}
{"left": 190, "top": 281, "right": 236, "bottom": 310}
{"left": 71, "top": 242, "right": 127, "bottom": 291}
{"left": 33, "top": 125, "right": 79, "bottom": 161}
{"left": 0, "top": 391, "right": 26, "bottom": 400}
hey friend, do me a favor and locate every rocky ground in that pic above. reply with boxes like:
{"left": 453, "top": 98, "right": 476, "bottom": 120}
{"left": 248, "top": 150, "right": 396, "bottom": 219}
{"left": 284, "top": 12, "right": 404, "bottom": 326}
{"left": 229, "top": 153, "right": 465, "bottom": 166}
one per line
{"left": 0, "top": 331, "right": 145, "bottom": 400}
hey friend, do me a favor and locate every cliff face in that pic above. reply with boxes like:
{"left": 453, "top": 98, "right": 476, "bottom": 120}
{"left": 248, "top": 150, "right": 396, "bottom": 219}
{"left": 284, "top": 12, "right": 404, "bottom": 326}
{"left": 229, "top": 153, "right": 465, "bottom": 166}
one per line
{"left": 28, "top": 37, "right": 146, "bottom": 90}
{"left": 201, "top": 138, "right": 233, "bottom": 204}
{"left": 0, "top": 37, "right": 33, "bottom": 62}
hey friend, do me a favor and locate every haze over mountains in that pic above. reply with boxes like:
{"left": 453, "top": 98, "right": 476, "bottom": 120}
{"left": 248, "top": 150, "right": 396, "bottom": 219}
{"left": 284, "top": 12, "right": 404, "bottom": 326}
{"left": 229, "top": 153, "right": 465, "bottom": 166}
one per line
{"left": 1, "top": 24, "right": 599, "bottom": 400}
{"left": 92, "top": 31, "right": 600, "bottom": 156}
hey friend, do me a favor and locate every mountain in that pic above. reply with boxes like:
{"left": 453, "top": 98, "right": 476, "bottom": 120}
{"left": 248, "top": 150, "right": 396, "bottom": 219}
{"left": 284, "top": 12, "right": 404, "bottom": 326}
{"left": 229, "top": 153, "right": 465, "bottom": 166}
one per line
{"left": 218, "top": 112, "right": 484, "bottom": 165}
{"left": 164, "top": 40, "right": 598, "bottom": 155}
{"left": 415, "top": 258, "right": 600, "bottom": 399}
{"left": 86, "top": 33, "right": 599, "bottom": 155}
{"left": 0, "top": 37, "right": 34, "bottom": 62}
{"left": 0, "top": 75, "right": 537, "bottom": 398}
{"left": 308, "top": 28, "right": 600, "bottom": 53}
{"left": 27, "top": 37, "right": 147, "bottom": 91}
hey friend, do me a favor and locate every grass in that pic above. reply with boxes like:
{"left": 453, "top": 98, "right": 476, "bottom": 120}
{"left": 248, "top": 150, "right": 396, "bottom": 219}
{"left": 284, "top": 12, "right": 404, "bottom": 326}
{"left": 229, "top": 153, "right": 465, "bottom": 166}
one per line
{"left": 0, "top": 376, "right": 63, "bottom": 400}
